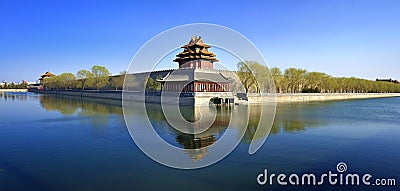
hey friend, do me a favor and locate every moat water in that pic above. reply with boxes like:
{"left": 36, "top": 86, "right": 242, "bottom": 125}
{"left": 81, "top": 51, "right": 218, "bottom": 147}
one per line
{"left": 0, "top": 92, "right": 399, "bottom": 191}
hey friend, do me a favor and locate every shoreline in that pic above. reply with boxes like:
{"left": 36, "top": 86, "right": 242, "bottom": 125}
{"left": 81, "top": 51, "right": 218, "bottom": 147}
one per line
{"left": 274, "top": 93, "right": 400, "bottom": 103}
{"left": 27, "top": 89, "right": 400, "bottom": 104}
{"left": 0, "top": 89, "right": 28, "bottom": 92}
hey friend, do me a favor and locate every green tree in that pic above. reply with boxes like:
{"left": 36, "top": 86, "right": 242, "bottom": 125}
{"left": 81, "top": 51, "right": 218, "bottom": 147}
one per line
{"left": 111, "top": 75, "right": 124, "bottom": 90}
{"left": 145, "top": 77, "right": 161, "bottom": 91}
{"left": 57, "top": 73, "right": 76, "bottom": 89}
{"left": 270, "top": 67, "right": 284, "bottom": 93}
{"left": 305, "top": 72, "right": 325, "bottom": 92}
{"left": 249, "top": 62, "right": 271, "bottom": 93}
{"left": 77, "top": 70, "right": 94, "bottom": 90}
{"left": 91, "top": 66, "right": 111, "bottom": 90}
{"left": 284, "top": 68, "right": 307, "bottom": 93}
{"left": 42, "top": 76, "right": 57, "bottom": 89}
{"left": 328, "top": 77, "right": 339, "bottom": 93}
{"left": 237, "top": 61, "right": 257, "bottom": 93}
{"left": 320, "top": 74, "right": 332, "bottom": 93}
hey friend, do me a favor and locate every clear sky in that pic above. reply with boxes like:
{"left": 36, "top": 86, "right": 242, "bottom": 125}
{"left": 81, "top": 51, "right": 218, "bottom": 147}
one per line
{"left": 1, "top": 0, "right": 399, "bottom": 82}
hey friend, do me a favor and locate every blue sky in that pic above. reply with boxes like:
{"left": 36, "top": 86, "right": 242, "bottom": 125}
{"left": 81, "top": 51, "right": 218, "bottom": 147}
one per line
{"left": 0, "top": 0, "right": 399, "bottom": 82}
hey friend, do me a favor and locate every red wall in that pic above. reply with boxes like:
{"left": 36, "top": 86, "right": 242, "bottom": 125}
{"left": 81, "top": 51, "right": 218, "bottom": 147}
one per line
{"left": 163, "top": 81, "right": 230, "bottom": 92}
{"left": 179, "top": 60, "right": 213, "bottom": 69}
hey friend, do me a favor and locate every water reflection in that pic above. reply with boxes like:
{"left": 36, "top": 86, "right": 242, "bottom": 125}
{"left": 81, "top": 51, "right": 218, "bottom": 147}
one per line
{"left": 145, "top": 104, "right": 230, "bottom": 161}
{"left": 37, "top": 95, "right": 329, "bottom": 161}
{"left": 240, "top": 103, "right": 327, "bottom": 144}
{"left": 272, "top": 104, "right": 326, "bottom": 133}
{"left": 38, "top": 95, "right": 123, "bottom": 130}
{"left": 177, "top": 107, "right": 229, "bottom": 161}
{"left": 0, "top": 92, "right": 35, "bottom": 101}
{"left": 39, "top": 95, "right": 122, "bottom": 115}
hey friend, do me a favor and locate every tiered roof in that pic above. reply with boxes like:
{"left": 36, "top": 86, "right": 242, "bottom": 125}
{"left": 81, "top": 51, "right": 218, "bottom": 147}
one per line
{"left": 39, "top": 71, "right": 55, "bottom": 81}
{"left": 40, "top": 71, "right": 55, "bottom": 78}
{"left": 174, "top": 35, "right": 219, "bottom": 63}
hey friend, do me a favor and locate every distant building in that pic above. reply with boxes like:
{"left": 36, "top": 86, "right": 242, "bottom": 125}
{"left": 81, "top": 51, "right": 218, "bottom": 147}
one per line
{"left": 29, "top": 71, "right": 54, "bottom": 89}
{"left": 39, "top": 71, "right": 56, "bottom": 84}
{"left": 0, "top": 80, "right": 6, "bottom": 88}
{"left": 28, "top": 84, "right": 43, "bottom": 90}
{"left": 376, "top": 78, "right": 399, "bottom": 84}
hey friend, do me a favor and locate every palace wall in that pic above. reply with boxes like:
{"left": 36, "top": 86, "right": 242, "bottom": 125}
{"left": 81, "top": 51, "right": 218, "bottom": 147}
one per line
{"left": 29, "top": 89, "right": 400, "bottom": 105}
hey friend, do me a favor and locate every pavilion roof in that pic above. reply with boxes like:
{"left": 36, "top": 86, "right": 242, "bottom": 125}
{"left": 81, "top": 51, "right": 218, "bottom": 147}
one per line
{"left": 174, "top": 35, "right": 219, "bottom": 63}
{"left": 40, "top": 71, "right": 55, "bottom": 78}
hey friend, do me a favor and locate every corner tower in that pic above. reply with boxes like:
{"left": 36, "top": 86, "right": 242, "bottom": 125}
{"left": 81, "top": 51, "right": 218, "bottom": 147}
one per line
{"left": 158, "top": 36, "right": 232, "bottom": 93}
{"left": 174, "top": 35, "right": 219, "bottom": 69}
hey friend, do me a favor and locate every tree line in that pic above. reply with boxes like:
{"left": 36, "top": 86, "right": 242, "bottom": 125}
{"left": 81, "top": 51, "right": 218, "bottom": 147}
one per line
{"left": 41, "top": 65, "right": 160, "bottom": 91}
{"left": 237, "top": 61, "right": 400, "bottom": 93}
{"left": 1, "top": 81, "right": 29, "bottom": 89}
{"left": 42, "top": 66, "right": 127, "bottom": 90}
{"left": 40, "top": 63, "right": 400, "bottom": 94}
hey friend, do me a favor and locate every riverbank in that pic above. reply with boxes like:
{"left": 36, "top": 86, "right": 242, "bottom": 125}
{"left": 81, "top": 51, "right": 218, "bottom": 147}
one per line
{"left": 0, "top": 89, "right": 28, "bottom": 92}
{"left": 275, "top": 93, "right": 400, "bottom": 103}
{"left": 29, "top": 89, "right": 400, "bottom": 104}
{"left": 243, "top": 93, "right": 400, "bottom": 104}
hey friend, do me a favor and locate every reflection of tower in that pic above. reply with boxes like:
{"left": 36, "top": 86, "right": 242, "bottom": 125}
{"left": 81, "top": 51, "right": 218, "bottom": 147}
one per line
{"left": 176, "top": 134, "right": 215, "bottom": 161}
{"left": 174, "top": 105, "right": 231, "bottom": 161}
{"left": 179, "top": 105, "right": 232, "bottom": 125}
{"left": 176, "top": 134, "right": 216, "bottom": 149}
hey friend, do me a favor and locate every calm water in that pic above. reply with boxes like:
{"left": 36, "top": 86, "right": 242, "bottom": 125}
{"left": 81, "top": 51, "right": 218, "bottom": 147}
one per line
{"left": 0, "top": 92, "right": 399, "bottom": 191}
